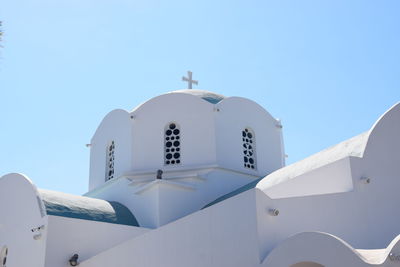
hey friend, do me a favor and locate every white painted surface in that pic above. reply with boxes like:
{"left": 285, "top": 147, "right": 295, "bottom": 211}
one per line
{"left": 0, "top": 173, "right": 47, "bottom": 267}
{"left": 87, "top": 90, "right": 284, "bottom": 228}
{"left": 89, "top": 90, "right": 284, "bottom": 191}
{"left": 256, "top": 102, "right": 400, "bottom": 261}
{"left": 44, "top": 216, "right": 149, "bottom": 267}
{"left": 264, "top": 231, "right": 400, "bottom": 267}
{"left": 215, "top": 96, "right": 284, "bottom": 176}
{"left": 89, "top": 109, "right": 133, "bottom": 190}
{"left": 86, "top": 167, "right": 259, "bottom": 228}
{"left": 261, "top": 157, "right": 354, "bottom": 198}
{"left": 82, "top": 101, "right": 400, "bottom": 267}
{"left": 257, "top": 131, "right": 369, "bottom": 191}
{"left": 80, "top": 189, "right": 260, "bottom": 267}
{"left": 2, "top": 90, "right": 400, "bottom": 267}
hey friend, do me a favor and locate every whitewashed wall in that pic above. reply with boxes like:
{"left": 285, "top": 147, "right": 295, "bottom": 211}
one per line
{"left": 262, "top": 157, "right": 353, "bottom": 198}
{"left": 0, "top": 173, "right": 48, "bottom": 267}
{"left": 44, "top": 216, "right": 149, "bottom": 267}
{"left": 215, "top": 96, "right": 284, "bottom": 176}
{"left": 80, "top": 188, "right": 261, "bottom": 267}
{"left": 86, "top": 169, "right": 259, "bottom": 228}
{"left": 83, "top": 102, "right": 400, "bottom": 267}
{"left": 130, "top": 93, "right": 217, "bottom": 170}
{"left": 89, "top": 91, "right": 285, "bottom": 193}
{"left": 89, "top": 109, "right": 133, "bottom": 190}
{"left": 263, "top": 232, "right": 400, "bottom": 267}
{"left": 256, "top": 103, "right": 400, "bottom": 262}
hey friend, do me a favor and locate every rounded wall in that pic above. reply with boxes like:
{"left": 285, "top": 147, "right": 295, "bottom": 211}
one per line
{"left": 89, "top": 109, "right": 133, "bottom": 190}
{"left": 215, "top": 97, "right": 284, "bottom": 176}
{"left": 364, "top": 102, "right": 400, "bottom": 168}
{"left": 130, "top": 93, "right": 217, "bottom": 171}
{"left": 352, "top": 102, "right": 400, "bottom": 247}
{"left": 263, "top": 232, "right": 368, "bottom": 267}
{"left": 0, "top": 173, "right": 48, "bottom": 267}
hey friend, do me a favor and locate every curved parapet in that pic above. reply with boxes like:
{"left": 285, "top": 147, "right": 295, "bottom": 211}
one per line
{"left": 215, "top": 96, "right": 284, "bottom": 175}
{"left": 0, "top": 173, "right": 48, "bottom": 267}
{"left": 164, "top": 89, "right": 225, "bottom": 104}
{"left": 263, "top": 231, "right": 400, "bottom": 267}
{"left": 130, "top": 89, "right": 225, "bottom": 115}
{"left": 363, "top": 102, "right": 400, "bottom": 163}
{"left": 91, "top": 109, "right": 132, "bottom": 142}
{"left": 130, "top": 89, "right": 216, "bottom": 114}
{"left": 128, "top": 91, "right": 218, "bottom": 172}
{"left": 89, "top": 109, "right": 133, "bottom": 190}
{"left": 257, "top": 131, "right": 369, "bottom": 191}
{"left": 255, "top": 102, "right": 400, "bottom": 260}
{"left": 257, "top": 102, "right": 400, "bottom": 199}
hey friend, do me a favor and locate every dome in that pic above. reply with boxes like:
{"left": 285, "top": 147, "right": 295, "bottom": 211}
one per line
{"left": 169, "top": 89, "right": 225, "bottom": 104}
{"left": 40, "top": 189, "right": 140, "bottom": 227}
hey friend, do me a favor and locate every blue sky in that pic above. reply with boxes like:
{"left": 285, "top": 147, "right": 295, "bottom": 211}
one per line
{"left": 0, "top": 0, "right": 399, "bottom": 195}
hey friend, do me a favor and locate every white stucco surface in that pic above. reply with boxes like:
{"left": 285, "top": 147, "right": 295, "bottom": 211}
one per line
{"left": 89, "top": 90, "right": 284, "bottom": 191}
{"left": 0, "top": 174, "right": 47, "bottom": 267}
{"left": 263, "top": 232, "right": 400, "bottom": 267}
{"left": 44, "top": 216, "right": 148, "bottom": 267}
{"left": 1, "top": 89, "right": 399, "bottom": 267}
{"left": 80, "top": 189, "right": 260, "bottom": 267}
{"left": 257, "top": 131, "right": 369, "bottom": 193}
{"left": 86, "top": 167, "right": 259, "bottom": 228}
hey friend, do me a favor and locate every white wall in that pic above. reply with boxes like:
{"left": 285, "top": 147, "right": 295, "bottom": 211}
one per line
{"left": 86, "top": 168, "right": 260, "bottom": 228}
{"left": 264, "top": 231, "right": 400, "bottom": 267}
{"left": 88, "top": 91, "right": 285, "bottom": 193}
{"left": 80, "top": 188, "right": 261, "bottom": 267}
{"left": 89, "top": 109, "right": 133, "bottom": 190}
{"left": 262, "top": 157, "right": 353, "bottom": 198}
{"left": 45, "top": 216, "right": 149, "bottom": 267}
{"left": 216, "top": 97, "right": 284, "bottom": 176}
{"left": 263, "top": 232, "right": 379, "bottom": 267}
{"left": 130, "top": 93, "right": 217, "bottom": 171}
{"left": 0, "top": 173, "right": 48, "bottom": 267}
{"left": 256, "top": 103, "right": 400, "bottom": 261}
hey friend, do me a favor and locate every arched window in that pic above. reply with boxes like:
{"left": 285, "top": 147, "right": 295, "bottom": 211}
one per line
{"left": 242, "top": 128, "right": 256, "bottom": 170}
{"left": 164, "top": 123, "right": 181, "bottom": 165}
{"left": 105, "top": 141, "right": 115, "bottom": 181}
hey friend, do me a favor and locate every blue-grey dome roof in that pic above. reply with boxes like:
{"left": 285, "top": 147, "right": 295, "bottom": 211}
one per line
{"left": 171, "top": 89, "right": 225, "bottom": 104}
{"left": 39, "top": 189, "right": 139, "bottom": 227}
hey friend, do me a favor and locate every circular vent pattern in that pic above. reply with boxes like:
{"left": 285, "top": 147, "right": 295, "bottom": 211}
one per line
{"left": 243, "top": 128, "right": 256, "bottom": 170}
{"left": 106, "top": 141, "right": 115, "bottom": 181}
{"left": 165, "top": 123, "right": 181, "bottom": 165}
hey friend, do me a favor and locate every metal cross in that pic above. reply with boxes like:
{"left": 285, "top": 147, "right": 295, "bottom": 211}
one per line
{"left": 182, "top": 71, "right": 198, "bottom": 89}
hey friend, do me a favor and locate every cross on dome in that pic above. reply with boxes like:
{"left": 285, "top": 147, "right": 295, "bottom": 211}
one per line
{"left": 182, "top": 71, "right": 198, "bottom": 89}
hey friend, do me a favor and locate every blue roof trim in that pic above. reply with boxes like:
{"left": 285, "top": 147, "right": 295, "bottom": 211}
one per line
{"left": 201, "top": 178, "right": 263, "bottom": 209}
{"left": 40, "top": 190, "right": 139, "bottom": 227}
{"left": 201, "top": 95, "right": 224, "bottom": 104}
{"left": 171, "top": 90, "right": 225, "bottom": 105}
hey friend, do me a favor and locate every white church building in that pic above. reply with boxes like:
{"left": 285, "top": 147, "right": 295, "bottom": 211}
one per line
{"left": 1, "top": 75, "right": 400, "bottom": 267}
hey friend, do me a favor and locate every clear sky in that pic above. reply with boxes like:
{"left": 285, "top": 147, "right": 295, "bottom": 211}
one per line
{"left": 0, "top": 0, "right": 399, "bottom": 195}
